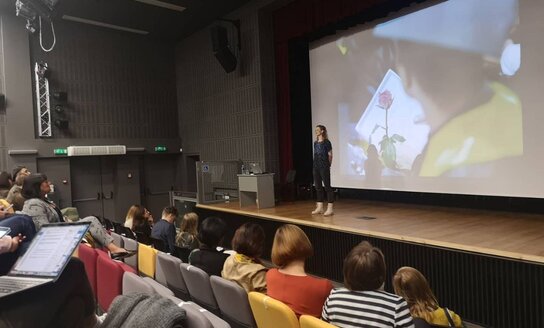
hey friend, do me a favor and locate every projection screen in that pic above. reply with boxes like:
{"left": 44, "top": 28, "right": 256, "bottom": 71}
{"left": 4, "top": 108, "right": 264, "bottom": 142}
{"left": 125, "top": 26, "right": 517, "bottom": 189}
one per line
{"left": 310, "top": 0, "right": 544, "bottom": 198}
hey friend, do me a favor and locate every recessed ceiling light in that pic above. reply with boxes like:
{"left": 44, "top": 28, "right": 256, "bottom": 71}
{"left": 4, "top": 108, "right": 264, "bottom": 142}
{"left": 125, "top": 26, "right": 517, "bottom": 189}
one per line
{"left": 133, "top": 0, "right": 186, "bottom": 12}
{"left": 62, "top": 15, "right": 149, "bottom": 35}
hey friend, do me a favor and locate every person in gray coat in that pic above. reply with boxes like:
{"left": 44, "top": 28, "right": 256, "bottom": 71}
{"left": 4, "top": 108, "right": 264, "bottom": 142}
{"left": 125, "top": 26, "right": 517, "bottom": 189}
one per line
{"left": 22, "top": 174, "right": 130, "bottom": 257}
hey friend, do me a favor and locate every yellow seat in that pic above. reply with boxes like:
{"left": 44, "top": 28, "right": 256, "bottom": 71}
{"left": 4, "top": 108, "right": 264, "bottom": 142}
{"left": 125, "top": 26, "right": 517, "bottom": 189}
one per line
{"left": 248, "top": 292, "right": 299, "bottom": 328}
{"left": 137, "top": 243, "right": 158, "bottom": 278}
{"left": 300, "top": 315, "right": 336, "bottom": 328}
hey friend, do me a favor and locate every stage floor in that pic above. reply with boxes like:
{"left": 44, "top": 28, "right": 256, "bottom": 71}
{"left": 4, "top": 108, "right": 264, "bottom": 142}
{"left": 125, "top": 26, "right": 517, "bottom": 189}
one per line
{"left": 198, "top": 199, "right": 544, "bottom": 264}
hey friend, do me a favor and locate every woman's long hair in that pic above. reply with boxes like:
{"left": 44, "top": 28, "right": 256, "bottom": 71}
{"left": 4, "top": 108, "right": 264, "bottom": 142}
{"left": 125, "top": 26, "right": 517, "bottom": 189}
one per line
{"left": 316, "top": 125, "right": 328, "bottom": 140}
{"left": 393, "top": 266, "right": 439, "bottom": 322}
{"left": 125, "top": 205, "right": 145, "bottom": 229}
{"left": 22, "top": 174, "right": 48, "bottom": 200}
{"left": 180, "top": 212, "right": 198, "bottom": 236}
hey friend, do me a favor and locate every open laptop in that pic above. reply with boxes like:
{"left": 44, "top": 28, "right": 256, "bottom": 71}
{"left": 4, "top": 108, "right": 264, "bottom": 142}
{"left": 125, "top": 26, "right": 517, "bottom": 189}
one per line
{"left": 0, "top": 222, "right": 90, "bottom": 298}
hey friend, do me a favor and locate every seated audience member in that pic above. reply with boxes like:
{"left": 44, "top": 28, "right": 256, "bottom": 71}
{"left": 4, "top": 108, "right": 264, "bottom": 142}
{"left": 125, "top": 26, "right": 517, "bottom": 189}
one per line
{"left": 0, "top": 258, "right": 97, "bottom": 327}
{"left": 151, "top": 206, "right": 178, "bottom": 253}
{"left": 393, "top": 266, "right": 463, "bottom": 327}
{"left": 222, "top": 222, "right": 267, "bottom": 292}
{"left": 0, "top": 213, "right": 36, "bottom": 275}
{"left": 132, "top": 210, "right": 152, "bottom": 243}
{"left": 266, "top": 224, "right": 333, "bottom": 317}
{"left": 6, "top": 166, "right": 30, "bottom": 211}
{"left": 21, "top": 174, "right": 130, "bottom": 259}
{"left": 0, "top": 199, "right": 15, "bottom": 219}
{"left": 144, "top": 207, "right": 155, "bottom": 227}
{"left": 189, "top": 216, "right": 229, "bottom": 276}
{"left": 124, "top": 204, "right": 145, "bottom": 229}
{"left": 0, "top": 171, "right": 12, "bottom": 199}
{"left": 176, "top": 212, "right": 199, "bottom": 250}
{"left": 322, "top": 241, "right": 414, "bottom": 328}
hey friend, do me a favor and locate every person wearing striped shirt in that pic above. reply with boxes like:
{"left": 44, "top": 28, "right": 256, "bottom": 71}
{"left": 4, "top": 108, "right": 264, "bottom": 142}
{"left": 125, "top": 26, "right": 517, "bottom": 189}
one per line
{"left": 322, "top": 241, "right": 414, "bottom": 328}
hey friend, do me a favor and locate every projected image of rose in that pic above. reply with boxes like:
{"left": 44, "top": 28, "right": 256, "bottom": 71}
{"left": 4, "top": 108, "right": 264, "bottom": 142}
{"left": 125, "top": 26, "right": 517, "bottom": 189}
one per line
{"left": 355, "top": 69, "right": 430, "bottom": 176}
{"left": 372, "top": 90, "right": 406, "bottom": 170}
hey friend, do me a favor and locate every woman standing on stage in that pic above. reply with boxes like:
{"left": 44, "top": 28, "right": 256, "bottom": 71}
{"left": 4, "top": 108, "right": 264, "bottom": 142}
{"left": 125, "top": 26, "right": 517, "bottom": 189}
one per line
{"left": 312, "top": 125, "right": 334, "bottom": 216}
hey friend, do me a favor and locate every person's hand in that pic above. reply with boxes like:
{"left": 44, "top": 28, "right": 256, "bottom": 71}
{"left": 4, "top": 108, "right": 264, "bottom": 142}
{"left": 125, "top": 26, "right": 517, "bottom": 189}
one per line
{"left": 9, "top": 234, "right": 25, "bottom": 253}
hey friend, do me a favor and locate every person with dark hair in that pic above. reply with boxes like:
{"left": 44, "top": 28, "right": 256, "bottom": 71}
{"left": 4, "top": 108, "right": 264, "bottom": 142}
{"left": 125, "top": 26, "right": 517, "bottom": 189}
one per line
{"left": 151, "top": 206, "right": 178, "bottom": 253}
{"left": 189, "top": 216, "right": 229, "bottom": 277}
{"left": 312, "top": 125, "right": 334, "bottom": 216}
{"left": 6, "top": 166, "right": 30, "bottom": 211}
{"left": 266, "top": 224, "right": 332, "bottom": 317}
{"left": 144, "top": 207, "right": 154, "bottom": 227}
{"left": 21, "top": 174, "right": 130, "bottom": 258}
{"left": 222, "top": 222, "right": 267, "bottom": 292}
{"left": 0, "top": 171, "right": 12, "bottom": 199}
{"left": 322, "top": 241, "right": 414, "bottom": 328}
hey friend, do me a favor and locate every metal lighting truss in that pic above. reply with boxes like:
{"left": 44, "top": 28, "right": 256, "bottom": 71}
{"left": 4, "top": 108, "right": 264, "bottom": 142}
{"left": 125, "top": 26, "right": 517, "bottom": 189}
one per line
{"left": 35, "top": 62, "right": 52, "bottom": 137}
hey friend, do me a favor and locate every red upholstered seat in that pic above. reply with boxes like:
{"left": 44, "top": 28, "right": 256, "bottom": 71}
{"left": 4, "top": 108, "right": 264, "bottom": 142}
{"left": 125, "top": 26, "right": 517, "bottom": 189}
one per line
{"left": 96, "top": 250, "right": 137, "bottom": 311}
{"left": 78, "top": 244, "right": 99, "bottom": 297}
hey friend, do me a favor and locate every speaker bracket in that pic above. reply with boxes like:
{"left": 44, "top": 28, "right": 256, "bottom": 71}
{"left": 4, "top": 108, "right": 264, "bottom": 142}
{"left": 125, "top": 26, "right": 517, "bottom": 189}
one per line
{"left": 218, "top": 18, "right": 241, "bottom": 51}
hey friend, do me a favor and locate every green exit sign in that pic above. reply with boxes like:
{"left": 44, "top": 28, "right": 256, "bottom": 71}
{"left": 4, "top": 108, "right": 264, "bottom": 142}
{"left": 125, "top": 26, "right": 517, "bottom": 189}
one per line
{"left": 154, "top": 145, "right": 167, "bottom": 153}
{"left": 54, "top": 148, "right": 68, "bottom": 155}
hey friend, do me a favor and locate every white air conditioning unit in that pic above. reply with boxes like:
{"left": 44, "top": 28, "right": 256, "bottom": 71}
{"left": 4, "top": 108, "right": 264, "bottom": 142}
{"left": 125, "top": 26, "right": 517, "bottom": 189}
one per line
{"left": 67, "top": 145, "right": 126, "bottom": 156}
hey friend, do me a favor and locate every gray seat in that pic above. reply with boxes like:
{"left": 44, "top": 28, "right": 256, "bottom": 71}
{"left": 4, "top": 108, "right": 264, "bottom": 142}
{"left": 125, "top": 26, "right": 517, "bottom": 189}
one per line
{"left": 143, "top": 277, "right": 175, "bottom": 297}
{"left": 210, "top": 276, "right": 256, "bottom": 328}
{"left": 122, "top": 272, "right": 155, "bottom": 295}
{"left": 121, "top": 235, "right": 138, "bottom": 270}
{"left": 180, "top": 263, "right": 220, "bottom": 314}
{"left": 111, "top": 232, "right": 124, "bottom": 248}
{"left": 181, "top": 301, "right": 231, "bottom": 328}
{"left": 156, "top": 252, "right": 190, "bottom": 300}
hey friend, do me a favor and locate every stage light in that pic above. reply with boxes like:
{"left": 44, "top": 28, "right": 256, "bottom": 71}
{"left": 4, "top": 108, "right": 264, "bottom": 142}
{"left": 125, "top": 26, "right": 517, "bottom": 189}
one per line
{"left": 36, "top": 62, "right": 50, "bottom": 79}
{"left": 52, "top": 91, "right": 67, "bottom": 101}
{"left": 54, "top": 105, "right": 63, "bottom": 114}
{"left": 15, "top": 0, "right": 36, "bottom": 21}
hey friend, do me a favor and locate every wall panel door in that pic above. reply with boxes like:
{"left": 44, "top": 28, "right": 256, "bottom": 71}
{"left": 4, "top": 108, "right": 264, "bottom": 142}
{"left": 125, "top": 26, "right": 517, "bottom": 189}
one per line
{"left": 143, "top": 155, "right": 179, "bottom": 220}
{"left": 70, "top": 157, "right": 103, "bottom": 218}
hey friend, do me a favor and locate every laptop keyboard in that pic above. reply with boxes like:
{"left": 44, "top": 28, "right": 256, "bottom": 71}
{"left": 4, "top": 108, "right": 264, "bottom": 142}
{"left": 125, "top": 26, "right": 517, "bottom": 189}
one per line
{"left": 0, "top": 278, "right": 46, "bottom": 294}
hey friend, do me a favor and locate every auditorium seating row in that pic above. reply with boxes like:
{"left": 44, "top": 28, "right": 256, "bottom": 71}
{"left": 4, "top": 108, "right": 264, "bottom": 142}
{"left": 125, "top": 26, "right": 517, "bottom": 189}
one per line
{"left": 78, "top": 231, "right": 336, "bottom": 328}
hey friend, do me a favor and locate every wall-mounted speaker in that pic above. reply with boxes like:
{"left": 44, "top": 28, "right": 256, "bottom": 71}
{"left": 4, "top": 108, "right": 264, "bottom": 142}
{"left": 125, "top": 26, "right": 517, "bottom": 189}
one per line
{"left": 210, "top": 25, "right": 237, "bottom": 73}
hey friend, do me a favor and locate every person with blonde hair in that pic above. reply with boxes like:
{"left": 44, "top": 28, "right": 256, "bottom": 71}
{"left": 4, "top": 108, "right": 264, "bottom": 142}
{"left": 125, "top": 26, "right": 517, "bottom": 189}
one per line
{"left": 175, "top": 212, "right": 199, "bottom": 250}
{"left": 266, "top": 224, "right": 332, "bottom": 317}
{"left": 124, "top": 205, "right": 145, "bottom": 229}
{"left": 393, "top": 266, "right": 463, "bottom": 327}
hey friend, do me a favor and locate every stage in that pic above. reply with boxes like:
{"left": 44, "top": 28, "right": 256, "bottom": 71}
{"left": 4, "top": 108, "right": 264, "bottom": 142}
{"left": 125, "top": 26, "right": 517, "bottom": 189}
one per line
{"left": 197, "top": 199, "right": 544, "bottom": 264}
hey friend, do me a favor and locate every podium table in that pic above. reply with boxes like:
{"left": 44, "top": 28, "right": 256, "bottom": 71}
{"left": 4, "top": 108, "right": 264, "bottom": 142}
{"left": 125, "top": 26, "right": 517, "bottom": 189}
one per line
{"left": 238, "top": 173, "right": 275, "bottom": 209}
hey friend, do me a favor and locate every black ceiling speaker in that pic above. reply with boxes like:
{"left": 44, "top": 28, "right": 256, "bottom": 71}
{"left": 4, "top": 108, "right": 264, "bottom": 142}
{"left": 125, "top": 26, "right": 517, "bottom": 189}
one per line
{"left": 211, "top": 25, "right": 237, "bottom": 73}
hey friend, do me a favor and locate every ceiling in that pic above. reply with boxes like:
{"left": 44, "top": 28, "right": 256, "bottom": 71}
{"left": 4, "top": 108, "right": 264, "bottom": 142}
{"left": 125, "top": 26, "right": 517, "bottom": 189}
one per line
{"left": 4, "top": 0, "right": 252, "bottom": 41}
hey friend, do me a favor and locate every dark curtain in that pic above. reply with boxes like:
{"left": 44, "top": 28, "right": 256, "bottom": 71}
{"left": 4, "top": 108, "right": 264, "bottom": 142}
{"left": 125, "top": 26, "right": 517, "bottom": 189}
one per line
{"left": 273, "top": 0, "right": 419, "bottom": 181}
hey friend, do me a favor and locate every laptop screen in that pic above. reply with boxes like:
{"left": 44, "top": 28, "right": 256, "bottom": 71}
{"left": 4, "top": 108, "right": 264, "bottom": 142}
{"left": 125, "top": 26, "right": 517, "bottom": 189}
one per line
{"left": 10, "top": 223, "right": 90, "bottom": 278}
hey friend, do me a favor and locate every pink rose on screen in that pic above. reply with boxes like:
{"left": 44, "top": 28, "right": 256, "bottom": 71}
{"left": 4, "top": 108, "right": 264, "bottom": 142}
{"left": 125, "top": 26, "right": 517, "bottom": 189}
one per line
{"left": 378, "top": 90, "right": 393, "bottom": 109}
